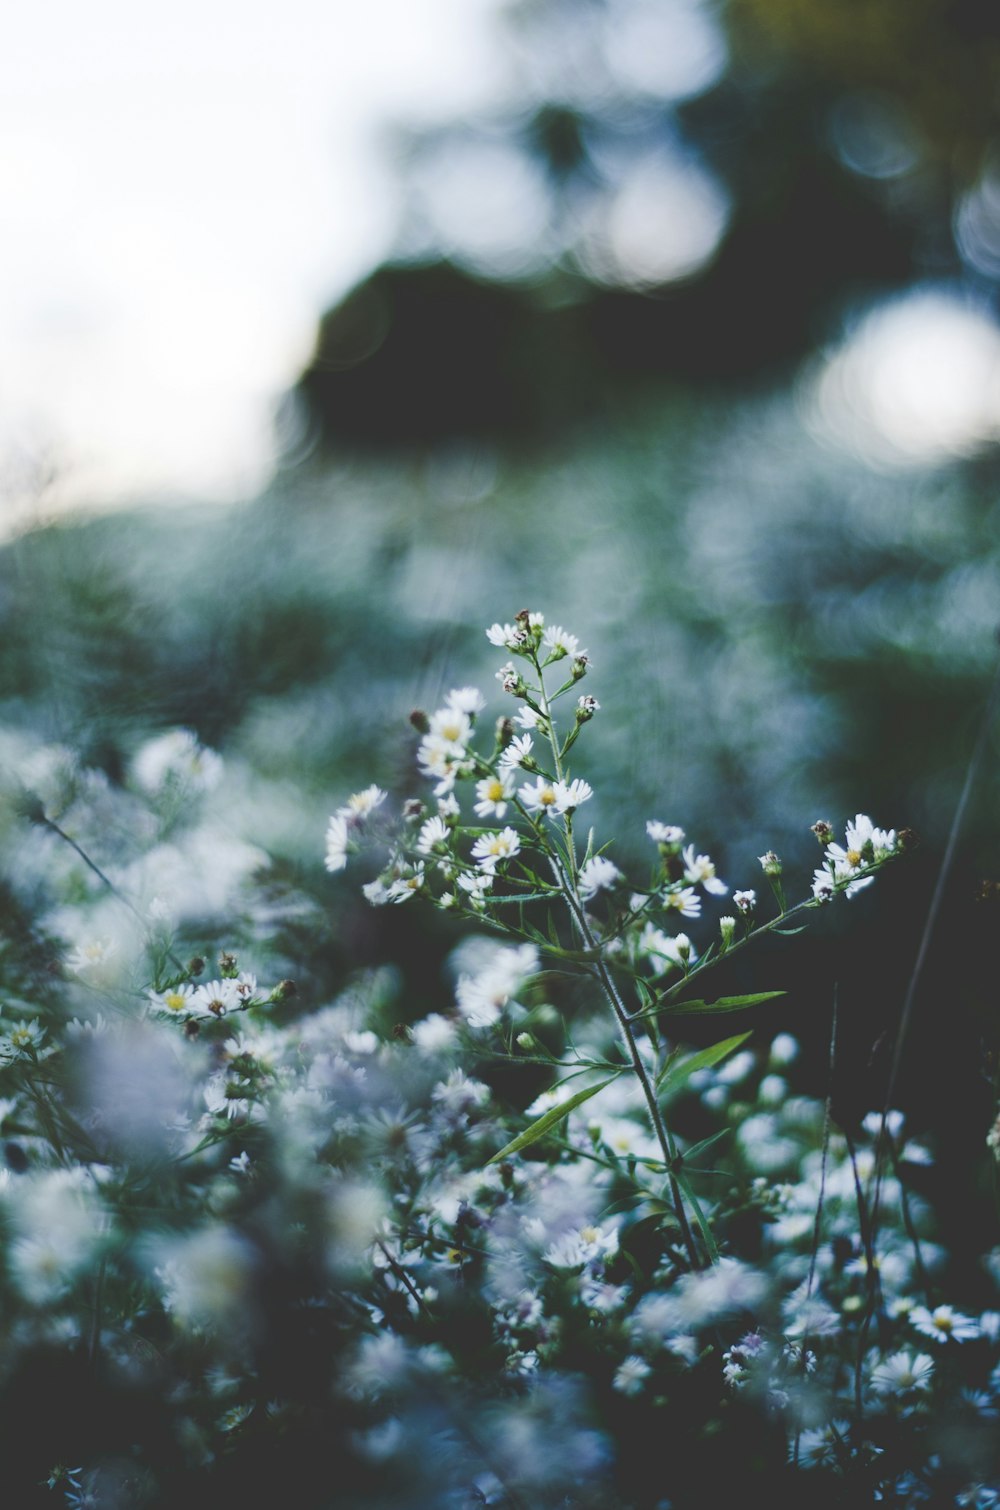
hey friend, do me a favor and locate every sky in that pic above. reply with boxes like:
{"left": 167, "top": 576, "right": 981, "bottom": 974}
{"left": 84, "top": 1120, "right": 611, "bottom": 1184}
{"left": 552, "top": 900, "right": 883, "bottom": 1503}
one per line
{"left": 0, "top": 0, "right": 506, "bottom": 535}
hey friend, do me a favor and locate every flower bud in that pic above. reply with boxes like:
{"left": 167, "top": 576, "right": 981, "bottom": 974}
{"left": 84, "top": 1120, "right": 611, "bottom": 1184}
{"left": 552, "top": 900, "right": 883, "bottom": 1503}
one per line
{"left": 409, "top": 708, "right": 430, "bottom": 735}
{"left": 218, "top": 951, "right": 238, "bottom": 978}
{"left": 758, "top": 851, "right": 782, "bottom": 876}
{"left": 719, "top": 916, "right": 736, "bottom": 950}
{"left": 576, "top": 695, "right": 600, "bottom": 722}
{"left": 272, "top": 979, "right": 297, "bottom": 1001}
{"left": 570, "top": 654, "right": 590, "bottom": 682}
{"left": 187, "top": 956, "right": 206, "bottom": 977}
{"left": 497, "top": 716, "right": 515, "bottom": 748}
{"left": 810, "top": 820, "right": 834, "bottom": 845}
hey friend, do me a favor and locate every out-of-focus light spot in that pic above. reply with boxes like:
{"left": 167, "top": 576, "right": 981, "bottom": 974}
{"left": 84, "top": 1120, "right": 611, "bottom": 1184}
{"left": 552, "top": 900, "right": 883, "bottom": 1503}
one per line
{"left": 828, "top": 93, "right": 920, "bottom": 181}
{"left": 807, "top": 290, "right": 1000, "bottom": 468}
{"left": 955, "top": 163, "right": 1000, "bottom": 279}
{"left": 604, "top": 0, "right": 726, "bottom": 103}
{"left": 410, "top": 137, "right": 554, "bottom": 278}
{"left": 577, "top": 148, "right": 730, "bottom": 288}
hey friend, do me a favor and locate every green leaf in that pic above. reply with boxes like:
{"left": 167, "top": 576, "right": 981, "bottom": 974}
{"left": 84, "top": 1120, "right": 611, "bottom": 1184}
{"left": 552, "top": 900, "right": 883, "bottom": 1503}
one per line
{"left": 673, "top": 1168, "right": 719, "bottom": 1264}
{"left": 769, "top": 925, "right": 808, "bottom": 936}
{"left": 485, "top": 1074, "right": 621, "bottom": 1165}
{"left": 676, "top": 1127, "right": 731, "bottom": 1166}
{"left": 657, "top": 1032, "right": 752, "bottom": 1093}
{"left": 660, "top": 991, "right": 786, "bottom": 1016}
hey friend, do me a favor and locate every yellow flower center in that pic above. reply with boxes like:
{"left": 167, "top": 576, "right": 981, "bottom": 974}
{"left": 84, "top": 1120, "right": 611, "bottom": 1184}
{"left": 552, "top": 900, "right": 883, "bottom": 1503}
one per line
{"left": 164, "top": 992, "right": 187, "bottom": 1012}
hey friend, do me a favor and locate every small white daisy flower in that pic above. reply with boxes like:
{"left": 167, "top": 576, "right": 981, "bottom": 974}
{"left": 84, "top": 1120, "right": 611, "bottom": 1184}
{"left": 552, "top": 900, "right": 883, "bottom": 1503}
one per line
{"left": 682, "top": 844, "right": 728, "bottom": 895}
{"left": 733, "top": 889, "right": 756, "bottom": 913}
{"left": 417, "top": 815, "right": 452, "bottom": 854}
{"left": 647, "top": 821, "right": 684, "bottom": 845}
{"left": 474, "top": 772, "right": 515, "bottom": 819}
{"left": 471, "top": 828, "right": 521, "bottom": 870}
{"left": 446, "top": 687, "right": 486, "bottom": 715}
{"left": 910, "top": 1304, "right": 980, "bottom": 1343}
{"left": 578, "top": 856, "right": 622, "bottom": 900}
{"left": 613, "top": 1355, "right": 652, "bottom": 1396}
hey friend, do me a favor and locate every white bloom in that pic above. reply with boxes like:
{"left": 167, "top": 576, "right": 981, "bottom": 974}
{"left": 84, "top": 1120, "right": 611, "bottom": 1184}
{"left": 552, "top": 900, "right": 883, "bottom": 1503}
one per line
{"left": 870, "top": 1350, "right": 935, "bottom": 1395}
{"left": 638, "top": 924, "right": 696, "bottom": 972}
{"left": 363, "top": 877, "right": 392, "bottom": 906}
{"left": 133, "top": 728, "right": 223, "bottom": 796}
{"left": 474, "top": 772, "right": 515, "bottom": 819}
{"left": 428, "top": 706, "right": 472, "bottom": 749}
{"left": 519, "top": 775, "right": 559, "bottom": 813}
{"left": 613, "top": 1355, "right": 652, "bottom": 1396}
{"left": 733, "top": 889, "right": 756, "bottom": 913}
{"left": 343, "top": 785, "right": 387, "bottom": 819}
{"left": 646, "top": 821, "right": 684, "bottom": 845}
{"left": 542, "top": 624, "right": 582, "bottom": 658}
{"left": 811, "top": 868, "right": 835, "bottom": 903}
{"left": 515, "top": 706, "right": 542, "bottom": 730}
{"left": 544, "top": 1221, "right": 619, "bottom": 1270}
{"left": 325, "top": 814, "right": 351, "bottom": 873}
{"left": 498, "top": 733, "right": 534, "bottom": 772}
{"left": 471, "top": 827, "right": 521, "bottom": 870}
{"left": 417, "top": 815, "right": 451, "bottom": 854}
{"left": 386, "top": 865, "right": 426, "bottom": 903}
{"left": 578, "top": 856, "right": 622, "bottom": 900}
{"left": 437, "top": 793, "right": 461, "bottom": 819}
{"left": 191, "top": 978, "right": 241, "bottom": 1017}
{"left": 457, "top": 869, "right": 494, "bottom": 900}
{"left": 554, "top": 778, "right": 593, "bottom": 812}
{"left": 66, "top": 937, "right": 119, "bottom": 975}
{"left": 148, "top": 983, "right": 195, "bottom": 1014}
{"left": 411, "top": 1014, "right": 457, "bottom": 1052}
{"left": 682, "top": 844, "right": 728, "bottom": 895}
{"left": 663, "top": 886, "right": 701, "bottom": 918}
{"left": 455, "top": 942, "right": 538, "bottom": 1027}
{"left": 486, "top": 622, "right": 529, "bottom": 650}
{"left": 910, "top": 1304, "right": 980, "bottom": 1343}
{"left": 446, "top": 686, "right": 486, "bottom": 715}
{"left": 417, "top": 734, "right": 466, "bottom": 794}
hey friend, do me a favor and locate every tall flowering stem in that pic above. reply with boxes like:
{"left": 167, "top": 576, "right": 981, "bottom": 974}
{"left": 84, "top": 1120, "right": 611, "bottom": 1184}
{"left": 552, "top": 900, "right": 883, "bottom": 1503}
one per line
{"left": 329, "top": 611, "right": 904, "bottom": 1275}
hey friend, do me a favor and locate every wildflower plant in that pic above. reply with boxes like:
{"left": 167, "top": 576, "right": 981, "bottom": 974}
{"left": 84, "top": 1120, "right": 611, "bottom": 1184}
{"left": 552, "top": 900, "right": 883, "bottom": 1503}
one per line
{"left": 331, "top": 610, "right": 905, "bottom": 1270}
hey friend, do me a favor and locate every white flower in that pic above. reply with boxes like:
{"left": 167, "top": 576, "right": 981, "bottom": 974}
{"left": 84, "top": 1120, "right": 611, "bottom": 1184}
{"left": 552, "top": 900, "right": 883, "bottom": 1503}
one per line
{"left": 870, "top": 1351, "right": 935, "bottom": 1395}
{"left": 457, "top": 869, "right": 494, "bottom": 900}
{"left": 663, "top": 886, "right": 701, "bottom": 918}
{"left": 578, "top": 856, "right": 622, "bottom": 900}
{"left": 148, "top": 983, "right": 195, "bottom": 1014}
{"left": 910, "top": 1304, "right": 980, "bottom": 1343}
{"left": 455, "top": 942, "right": 538, "bottom": 1027}
{"left": 682, "top": 844, "right": 728, "bottom": 895}
{"left": 554, "top": 778, "right": 592, "bottom": 812}
{"left": 343, "top": 785, "right": 387, "bottom": 819}
{"left": 363, "top": 877, "right": 392, "bottom": 906}
{"left": 417, "top": 815, "right": 451, "bottom": 854}
{"left": 733, "top": 889, "right": 756, "bottom": 913}
{"left": 386, "top": 865, "right": 426, "bottom": 902}
{"left": 519, "top": 776, "right": 560, "bottom": 814}
{"left": 411, "top": 1014, "right": 457, "bottom": 1052}
{"left": 544, "top": 1221, "right": 619, "bottom": 1270}
{"left": 811, "top": 869, "right": 835, "bottom": 903}
{"left": 428, "top": 706, "right": 472, "bottom": 748}
{"left": 542, "top": 625, "right": 582, "bottom": 659}
{"left": 133, "top": 729, "right": 223, "bottom": 796}
{"left": 325, "top": 813, "right": 351, "bottom": 872}
{"left": 191, "top": 979, "right": 241, "bottom": 1017}
{"left": 417, "top": 734, "right": 466, "bottom": 794}
{"left": 486, "top": 622, "right": 529, "bottom": 650}
{"left": 613, "top": 1355, "right": 652, "bottom": 1396}
{"left": 471, "top": 827, "right": 521, "bottom": 870}
{"left": 498, "top": 733, "right": 534, "bottom": 772}
{"left": 647, "top": 821, "right": 684, "bottom": 845}
{"left": 66, "top": 937, "right": 119, "bottom": 975}
{"left": 474, "top": 772, "right": 515, "bottom": 819}
{"left": 446, "top": 686, "right": 486, "bottom": 714}
{"left": 515, "top": 706, "right": 542, "bottom": 730}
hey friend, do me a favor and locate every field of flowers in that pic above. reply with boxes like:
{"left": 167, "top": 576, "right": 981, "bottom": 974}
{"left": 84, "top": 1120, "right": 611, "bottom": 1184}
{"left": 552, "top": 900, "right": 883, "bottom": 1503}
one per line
{"left": 1, "top": 594, "right": 998, "bottom": 1509}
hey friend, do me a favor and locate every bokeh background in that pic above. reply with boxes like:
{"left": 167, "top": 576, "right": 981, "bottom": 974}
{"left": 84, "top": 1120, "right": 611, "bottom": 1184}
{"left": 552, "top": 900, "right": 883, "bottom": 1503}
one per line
{"left": 3, "top": 0, "right": 1000, "bottom": 1249}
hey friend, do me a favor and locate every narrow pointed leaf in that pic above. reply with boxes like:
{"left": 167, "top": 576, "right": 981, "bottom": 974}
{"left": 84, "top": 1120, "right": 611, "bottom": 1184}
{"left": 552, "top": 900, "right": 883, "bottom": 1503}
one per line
{"left": 657, "top": 1032, "right": 752, "bottom": 1094}
{"left": 485, "top": 1074, "right": 621, "bottom": 1165}
{"left": 676, "top": 1127, "right": 731, "bottom": 1166}
{"left": 660, "top": 991, "right": 786, "bottom": 1016}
